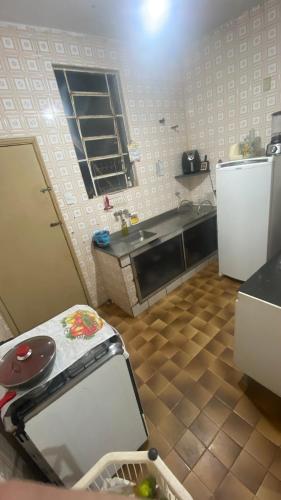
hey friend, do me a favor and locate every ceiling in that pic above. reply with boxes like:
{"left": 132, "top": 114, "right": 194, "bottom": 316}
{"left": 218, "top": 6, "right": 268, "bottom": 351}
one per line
{"left": 0, "top": 0, "right": 261, "bottom": 43}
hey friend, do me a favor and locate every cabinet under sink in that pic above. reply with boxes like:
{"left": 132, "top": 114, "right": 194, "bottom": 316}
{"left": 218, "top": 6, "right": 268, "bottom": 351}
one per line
{"left": 131, "top": 215, "right": 217, "bottom": 302}
{"left": 131, "top": 234, "right": 185, "bottom": 300}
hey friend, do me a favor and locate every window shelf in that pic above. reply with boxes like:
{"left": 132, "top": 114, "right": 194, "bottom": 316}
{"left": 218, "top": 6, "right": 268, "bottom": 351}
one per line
{"left": 175, "top": 171, "right": 210, "bottom": 180}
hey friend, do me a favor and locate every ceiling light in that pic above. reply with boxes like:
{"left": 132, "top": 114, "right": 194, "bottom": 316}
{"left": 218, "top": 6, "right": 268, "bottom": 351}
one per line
{"left": 141, "top": 0, "right": 170, "bottom": 33}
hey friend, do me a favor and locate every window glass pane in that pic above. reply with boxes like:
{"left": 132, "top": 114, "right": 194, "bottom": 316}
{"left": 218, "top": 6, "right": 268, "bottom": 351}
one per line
{"left": 85, "top": 138, "right": 119, "bottom": 158}
{"left": 116, "top": 117, "right": 128, "bottom": 152}
{"left": 66, "top": 71, "right": 107, "bottom": 92}
{"left": 79, "top": 118, "right": 115, "bottom": 137}
{"left": 74, "top": 96, "right": 112, "bottom": 116}
{"left": 67, "top": 119, "right": 85, "bottom": 160}
{"left": 54, "top": 70, "right": 74, "bottom": 116}
{"left": 79, "top": 161, "right": 95, "bottom": 198}
{"left": 95, "top": 174, "right": 126, "bottom": 196}
{"left": 91, "top": 157, "right": 123, "bottom": 177}
{"left": 107, "top": 74, "right": 122, "bottom": 114}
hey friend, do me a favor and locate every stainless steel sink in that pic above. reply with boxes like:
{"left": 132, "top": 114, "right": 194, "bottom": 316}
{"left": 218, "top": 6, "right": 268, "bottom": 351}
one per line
{"left": 125, "top": 230, "right": 156, "bottom": 245}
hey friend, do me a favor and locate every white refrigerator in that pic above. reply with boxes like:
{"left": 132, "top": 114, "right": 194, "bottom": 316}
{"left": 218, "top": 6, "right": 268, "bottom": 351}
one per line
{"left": 216, "top": 156, "right": 281, "bottom": 281}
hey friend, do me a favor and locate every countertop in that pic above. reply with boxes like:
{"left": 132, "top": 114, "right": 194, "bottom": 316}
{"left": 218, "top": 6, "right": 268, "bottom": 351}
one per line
{"left": 95, "top": 205, "right": 217, "bottom": 258}
{"left": 239, "top": 251, "right": 281, "bottom": 307}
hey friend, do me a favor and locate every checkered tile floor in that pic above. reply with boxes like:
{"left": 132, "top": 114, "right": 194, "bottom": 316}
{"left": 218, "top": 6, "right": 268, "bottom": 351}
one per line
{"left": 99, "top": 261, "right": 281, "bottom": 500}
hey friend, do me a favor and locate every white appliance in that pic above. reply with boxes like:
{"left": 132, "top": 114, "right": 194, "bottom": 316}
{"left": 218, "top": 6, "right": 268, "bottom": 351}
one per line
{"left": 235, "top": 251, "right": 281, "bottom": 397}
{"left": 216, "top": 156, "right": 281, "bottom": 281}
{"left": 0, "top": 306, "right": 147, "bottom": 486}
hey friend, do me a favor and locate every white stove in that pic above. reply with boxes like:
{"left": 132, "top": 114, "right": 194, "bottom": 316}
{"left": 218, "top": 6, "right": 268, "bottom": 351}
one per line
{"left": 0, "top": 305, "right": 147, "bottom": 486}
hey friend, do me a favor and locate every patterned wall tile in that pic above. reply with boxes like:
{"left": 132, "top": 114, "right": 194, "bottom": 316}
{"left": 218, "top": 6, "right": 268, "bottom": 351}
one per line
{"left": 184, "top": 0, "right": 281, "bottom": 168}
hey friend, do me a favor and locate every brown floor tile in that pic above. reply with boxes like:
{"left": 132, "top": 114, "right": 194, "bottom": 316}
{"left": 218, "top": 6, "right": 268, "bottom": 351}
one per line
{"left": 184, "top": 379, "right": 212, "bottom": 409}
{"left": 234, "top": 396, "right": 261, "bottom": 427}
{"left": 165, "top": 449, "right": 190, "bottom": 482}
{"left": 138, "top": 342, "right": 155, "bottom": 359}
{"left": 130, "top": 335, "right": 146, "bottom": 350}
{"left": 220, "top": 347, "right": 234, "bottom": 366}
{"left": 231, "top": 450, "right": 266, "bottom": 494}
{"left": 256, "top": 417, "right": 281, "bottom": 446}
{"left": 135, "top": 360, "right": 157, "bottom": 383}
{"left": 215, "top": 382, "right": 242, "bottom": 409}
{"left": 159, "top": 360, "right": 179, "bottom": 380}
{"left": 215, "top": 472, "right": 254, "bottom": 500}
{"left": 199, "top": 370, "right": 222, "bottom": 394}
{"left": 146, "top": 372, "right": 169, "bottom": 395}
{"left": 158, "top": 411, "right": 186, "bottom": 447}
{"left": 183, "top": 472, "right": 213, "bottom": 500}
{"left": 190, "top": 412, "right": 219, "bottom": 447}
{"left": 173, "top": 397, "right": 200, "bottom": 427}
{"left": 209, "top": 430, "right": 241, "bottom": 468}
{"left": 205, "top": 339, "right": 225, "bottom": 357}
{"left": 100, "top": 261, "right": 281, "bottom": 497}
{"left": 222, "top": 413, "right": 253, "bottom": 447}
{"left": 269, "top": 449, "right": 281, "bottom": 481}
{"left": 203, "top": 396, "right": 231, "bottom": 427}
{"left": 176, "top": 429, "right": 205, "bottom": 468}
{"left": 161, "top": 324, "right": 178, "bottom": 340}
{"left": 172, "top": 350, "right": 192, "bottom": 368}
{"left": 245, "top": 430, "right": 278, "bottom": 469}
{"left": 158, "top": 383, "right": 182, "bottom": 410}
{"left": 256, "top": 472, "right": 281, "bottom": 500}
{"left": 182, "top": 339, "right": 202, "bottom": 357}
{"left": 193, "top": 331, "right": 210, "bottom": 347}
{"left": 139, "top": 384, "right": 156, "bottom": 406}
{"left": 173, "top": 371, "right": 195, "bottom": 393}
{"left": 150, "top": 319, "right": 167, "bottom": 331}
{"left": 159, "top": 341, "right": 178, "bottom": 358}
{"left": 181, "top": 324, "right": 198, "bottom": 340}
{"left": 144, "top": 427, "right": 172, "bottom": 459}
{"left": 144, "top": 397, "right": 170, "bottom": 426}
{"left": 193, "top": 450, "right": 227, "bottom": 492}
{"left": 150, "top": 335, "right": 167, "bottom": 350}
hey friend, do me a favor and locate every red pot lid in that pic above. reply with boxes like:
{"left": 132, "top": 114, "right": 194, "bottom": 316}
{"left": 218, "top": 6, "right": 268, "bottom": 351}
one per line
{"left": 0, "top": 336, "right": 56, "bottom": 389}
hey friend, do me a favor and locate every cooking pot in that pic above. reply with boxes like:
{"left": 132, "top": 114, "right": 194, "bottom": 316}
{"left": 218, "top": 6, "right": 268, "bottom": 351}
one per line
{"left": 0, "top": 336, "right": 56, "bottom": 390}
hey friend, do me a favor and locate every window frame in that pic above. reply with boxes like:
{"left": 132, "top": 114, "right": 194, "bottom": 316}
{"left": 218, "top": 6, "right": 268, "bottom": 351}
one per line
{"left": 53, "top": 65, "right": 134, "bottom": 198}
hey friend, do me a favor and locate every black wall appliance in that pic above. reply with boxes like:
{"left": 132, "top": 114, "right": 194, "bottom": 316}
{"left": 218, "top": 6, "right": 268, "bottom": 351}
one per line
{"left": 182, "top": 150, "right": 201, "bottom": 174}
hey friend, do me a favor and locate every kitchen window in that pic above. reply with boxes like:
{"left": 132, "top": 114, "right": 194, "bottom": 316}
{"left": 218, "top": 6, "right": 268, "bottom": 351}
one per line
{"left": 54, "top": 66, "right": 134, "bottom": 198}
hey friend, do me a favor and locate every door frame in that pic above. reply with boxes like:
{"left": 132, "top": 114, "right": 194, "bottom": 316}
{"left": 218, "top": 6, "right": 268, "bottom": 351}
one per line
{"left": 0, "top": 136, "right": 92, "bottom": 336}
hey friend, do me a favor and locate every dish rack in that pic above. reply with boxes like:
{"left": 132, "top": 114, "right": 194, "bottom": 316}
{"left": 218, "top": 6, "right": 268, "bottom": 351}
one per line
{"left": 73, "top": 449, "right": 193, "bottom": 500}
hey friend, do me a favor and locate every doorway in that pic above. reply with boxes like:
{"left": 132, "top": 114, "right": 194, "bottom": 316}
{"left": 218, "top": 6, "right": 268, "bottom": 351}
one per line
{"left": 0, "top": 138, "right": 89, "bottom": 335}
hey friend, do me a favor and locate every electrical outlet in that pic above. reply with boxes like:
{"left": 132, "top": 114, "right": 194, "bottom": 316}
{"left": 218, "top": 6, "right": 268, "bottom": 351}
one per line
{"left": 263, "top": 76, "right": 272, "bottom": 92}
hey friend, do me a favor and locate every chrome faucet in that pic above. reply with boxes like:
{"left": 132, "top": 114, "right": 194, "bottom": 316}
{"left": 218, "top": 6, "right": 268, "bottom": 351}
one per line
{"left": 197, "top": 199, "right": 213, "bottom": 214}
{"left": 114, "top": 209, "right": 130, "bottom": 229}
{"left": 175, "top": 192, "right": 193, "bottom": 211}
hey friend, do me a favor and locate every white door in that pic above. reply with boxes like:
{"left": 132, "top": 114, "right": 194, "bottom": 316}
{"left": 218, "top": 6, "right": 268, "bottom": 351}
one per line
{"left": 216, "top": 161, "right": 272, "bottom": 281}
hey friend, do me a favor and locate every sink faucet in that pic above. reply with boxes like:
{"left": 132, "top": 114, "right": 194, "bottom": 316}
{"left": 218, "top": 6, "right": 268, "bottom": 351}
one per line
{"left": 175, "top": 192, "right": 193, "bottom": 211}
{"left": 197, "top": 199, "right": 213, "bottom": 214}
{"left": 114, "top": 209, "right": 131, "bottom": 232}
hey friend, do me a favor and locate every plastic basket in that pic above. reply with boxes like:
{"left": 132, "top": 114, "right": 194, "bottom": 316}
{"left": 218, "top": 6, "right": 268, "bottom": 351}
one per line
{"left": 73, "top": 449, "right": 193, "bottom": 500}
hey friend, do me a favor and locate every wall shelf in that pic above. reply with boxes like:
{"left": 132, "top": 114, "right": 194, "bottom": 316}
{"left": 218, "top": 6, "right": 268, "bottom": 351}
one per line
{"left": 175, "top": 171, "right": 210, "bottom": 180}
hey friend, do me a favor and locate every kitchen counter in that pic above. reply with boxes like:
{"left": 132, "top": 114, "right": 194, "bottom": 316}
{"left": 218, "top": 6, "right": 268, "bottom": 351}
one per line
{"left": 239, "top": 250, "right": 281, "bottom": 307}
{"left": 95, "top": 205, "right": 217, "bottom": 258}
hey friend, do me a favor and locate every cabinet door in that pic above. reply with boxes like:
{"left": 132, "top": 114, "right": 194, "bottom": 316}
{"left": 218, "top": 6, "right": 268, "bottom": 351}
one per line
{"left": 132, "top": 234, "right": 185, "bottom": 300}
{"left": 184, "top": 216, "right": 217, "bottom": 269}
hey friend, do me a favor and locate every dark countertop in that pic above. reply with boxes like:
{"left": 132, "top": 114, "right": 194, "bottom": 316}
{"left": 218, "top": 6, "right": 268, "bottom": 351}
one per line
{"left": 239, "top": 251, "right": 281, "bottom": 307}
{"left": 95, "top": 205, "right": 217, "bottom": 258}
